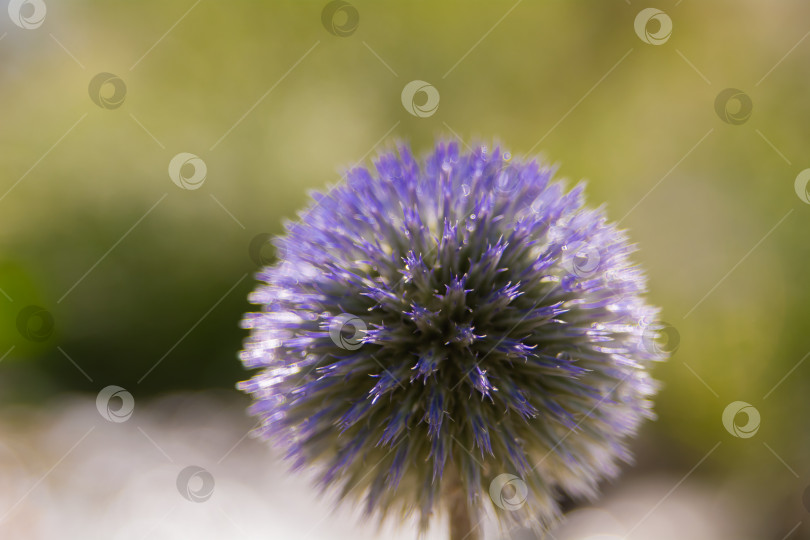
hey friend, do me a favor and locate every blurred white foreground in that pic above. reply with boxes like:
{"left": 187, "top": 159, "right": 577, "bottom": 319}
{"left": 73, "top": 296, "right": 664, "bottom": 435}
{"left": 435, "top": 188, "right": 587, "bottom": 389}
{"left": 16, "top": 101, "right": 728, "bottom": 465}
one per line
{"left": 0, "top": 392, "right": 738, "bottom": 539}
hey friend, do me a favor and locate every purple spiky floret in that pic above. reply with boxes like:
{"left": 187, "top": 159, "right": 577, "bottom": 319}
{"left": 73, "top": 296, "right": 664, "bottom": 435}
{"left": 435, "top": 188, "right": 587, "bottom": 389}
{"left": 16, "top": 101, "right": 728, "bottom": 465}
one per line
{"left": 239, "top": 141, "right": 666, "bottom": 532}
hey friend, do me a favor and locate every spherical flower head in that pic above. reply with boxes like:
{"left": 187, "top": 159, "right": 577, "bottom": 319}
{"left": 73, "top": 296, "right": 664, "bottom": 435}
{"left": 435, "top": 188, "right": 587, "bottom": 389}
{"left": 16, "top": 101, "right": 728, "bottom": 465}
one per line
{"left": 239, "top": 141, "right": 667, "bottom": 533}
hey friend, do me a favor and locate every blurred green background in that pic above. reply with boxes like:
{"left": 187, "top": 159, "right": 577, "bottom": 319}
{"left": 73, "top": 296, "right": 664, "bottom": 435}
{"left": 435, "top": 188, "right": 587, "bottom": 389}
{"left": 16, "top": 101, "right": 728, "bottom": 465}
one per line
{"left": 1, "top": 0, "right": 810, "bottom": 538}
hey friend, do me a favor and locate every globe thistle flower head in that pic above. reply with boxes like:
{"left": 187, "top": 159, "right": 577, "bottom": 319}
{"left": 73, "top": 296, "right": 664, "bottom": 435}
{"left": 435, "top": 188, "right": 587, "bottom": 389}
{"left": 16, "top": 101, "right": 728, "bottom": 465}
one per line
{"left": 239, "top": 140, "right": 666, "bottom": 534}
